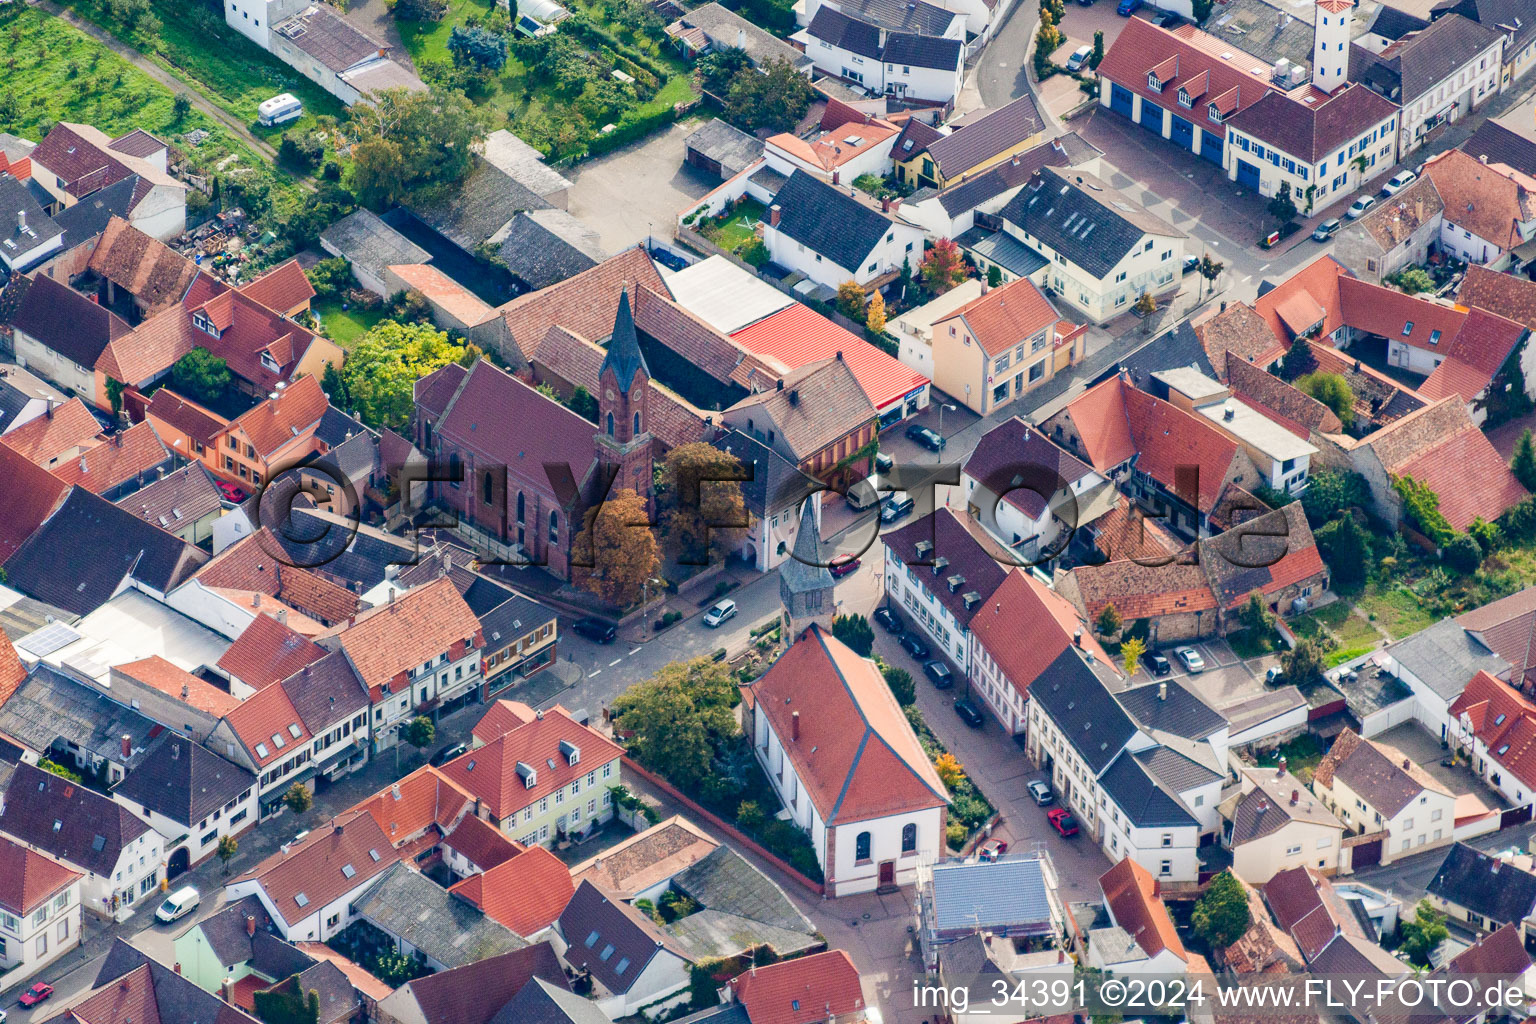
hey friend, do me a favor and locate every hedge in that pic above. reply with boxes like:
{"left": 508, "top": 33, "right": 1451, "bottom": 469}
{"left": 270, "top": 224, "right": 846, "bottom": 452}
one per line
{"left": 586, "top": 104, "right": 682, "bottom": 158}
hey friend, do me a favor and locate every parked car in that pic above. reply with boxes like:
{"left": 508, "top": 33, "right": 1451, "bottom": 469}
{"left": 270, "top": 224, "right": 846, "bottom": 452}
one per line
{"left": 1380, "top": 170, "right": 1417, "bottom": 196}
{"left": 216, "top": 481, "right": 247, "bottom": 503}
{"left": 880, "top": 494, "right": 915, "bottom": 523}
{"left": 1147, "top": 652, "right": 1172, "bottom": 676}
{"left": 1066, "top": 44, "right": 1093, "bottom": 71}
{"left": 900, "top": 633, "right": 931, "bottom": 659}
{"left": 1265, "top": 666, "right": 1284, "bottom": 685}
{"left": 1346, "top": 195, "right": 1377, "bottom": 219}
{"left": 874, "top": 451, "right": 894, "bottom": 472}
{"left": 906, "top": 423, "right": 946, "bottom": 451}
{"left": 1312, "top": 217, "right": 1341, "bottom": 241}
{"left": 1047, "top": 808, "right": 1079, "bottom": 837}
{"left": 1027, "top": 780, "right": 1054, "bottom": 805}
{"left": 828, "top": 553, "right": 861, "bottom": 578}
{"left": 978, "top": 838, "right": 1009, "bottom": 861}
{"left": 954, "top": 698, "right": 984, "bottom": 727}
{"left": 572, "top": 617, "right": 617, "bottom": 643}
{"left": 874, "top": 607, "right": 902, "bottom": 633}
{"left": 155, "top": 885, "right": 200, "bottom": 924}
{"left": 845, "top": 478, "right": 880, "bottom": 512}
{"left": 19, "top": 984, "right": 54, "bottom": 1008}
{"left": 1175, "top": 646, "right": 1205, "bottom": 672}
{"left": 702, "top": 599, "right": 737, "bottom": 627}
{"left": 430, "top": 741, "right": 469, "bottom": 767}
{"left": 1183, "top": 253, "right": 1200, "bottom": 274}
{"left": 924, "top": 660, "right": 954, "bottom": 688}
{"left": 1116, "top": 0, "right": 1141, "bottom": 14}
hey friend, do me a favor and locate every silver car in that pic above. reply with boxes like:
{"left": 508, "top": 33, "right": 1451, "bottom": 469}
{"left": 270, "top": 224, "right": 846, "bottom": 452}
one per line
{"left": 1175, "top": 646, "right": 1205, "bottom": 673}
{"left": 1027, "top": 780, "right": 1054, "bottom": 805}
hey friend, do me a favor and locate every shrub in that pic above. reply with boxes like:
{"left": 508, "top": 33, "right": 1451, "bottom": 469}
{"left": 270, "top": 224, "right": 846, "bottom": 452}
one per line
{"left": 1442, "top": 532, "right": 1483, "bottom": 574}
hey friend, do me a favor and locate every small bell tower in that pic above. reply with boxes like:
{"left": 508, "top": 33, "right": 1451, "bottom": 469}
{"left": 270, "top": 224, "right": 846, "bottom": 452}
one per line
{"left": 780, "top": 498, "right": 836, "bottom": 641}
{"left": 1313, "top": 0, "right": 1353, "bottom": 95}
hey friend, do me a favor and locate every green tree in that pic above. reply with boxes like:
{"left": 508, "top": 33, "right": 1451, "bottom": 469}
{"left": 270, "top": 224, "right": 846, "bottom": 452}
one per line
{"left": 1121, "top": 636, "right": 1146, "bottom": 676}
{"left": 172, "top": 92, "right": 191, "bottom": 122}
{"left": 346, "top": 87, "right": 490, "bottom": 209}
{"left": 217, "top": 834, "right": 238, "bottom": 876}
{"left": 390, "top": 0, "right": 449, "bottom": 18}
{"left": 1296, "top": 371, "right": 1355, "bottom": 427}
{"left": 1268, "top": 181, "right": 1298, "bottom": 225}
{"left": 724, "top": 57, "right": 814, "bottom": 134}
{"left": 987, "top": 264, "right": 1004, "bottom": 288}
{"left": 1281, "top": 637, "right": 1326, "bottom": 687}
{"left": 105, "top": 377, "right": 127, "bottom": 417}
{"left": 1090, "top": 29, "right": 1105, "bottom": 69}
{"left": 1392, "top": 267, "right": 1435, "bottom": 295}
{"left": 1280, "top": 335, "right": 1317, "bottom": 380}
{"left": 252, "top": 980, "right": 320, "bottom": 1024}
{"left": 283, "top": 781, "right": 312, "bottom": 815}
{"left": 573, "top": 488, "right": 660, "bottom": 607}
{"left": 1442, "top": 532, "right": 1483, "bottom": 574}
{"left": 401, "top": 715, "right": 435, "bottom": 751}
{"left": 920, "top": 238, "right": 967, "bottom": 293}
{"left": 1300, "top": 468, "right": 1368, "bottom": 527}
{"left": 321, "top": 362, "right": 350, "bottom": 408}
{"left": 1315, "top": 515, "right": 1371, "bottom": 591}
{"left": 448, "top": 25, "right": 507, "bottom": 73}
{"left": 612, "top": 657, "right": 741, "bottom": 789}
{"left": 832, "top": 613, "right": 875, "bottom": 657}
{"left": 1197, "top": 253, "right": 1224, "bottom": 299}
{"left": 1192, "top": 0, "right": 1213, "bottom": 21}
{"left": 308, "top": 256, "right": 354, "bottom": 301}
{"left": 836, "top": 280, "right": 866, "bottom": 323}
{"left": 171, "top": 347, "right": 232, "bottom": 405}
{"left": 1513, "top": 429, "right": 1536, "bottom": 491}
{"left": 882, "top": 664, "right": 915, "bottom": 705}
{"left": 657, "top": 443, "right": 751, "bottom": 566}
{"left": 697, "top": 46, "right": 752, "bottom": 94}
{"left": 1238, "top": 591, "right": 1273, "bottom": 635}
{"left": 1469, "top": 516, "right": 1504, "bottom": 554}
{"left": 1191, "top": 871, "right": 1251, "bottom": 949}
{"left": 1398, "top": 900, "right": 1449, "bottom": 967}
{"left": 1096, "top": 603, "right": 1122, "bottom": 637}
{"left": 341, "top": 320, "right": 464, "bottom": 428}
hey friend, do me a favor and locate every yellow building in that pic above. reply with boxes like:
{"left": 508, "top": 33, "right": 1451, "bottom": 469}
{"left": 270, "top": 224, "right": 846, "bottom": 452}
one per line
{"left": 928, "top": 277, "right": 1084, "bottom": 416}
{"left": 895, "top": 95, "right": 1047, "bottom": 190}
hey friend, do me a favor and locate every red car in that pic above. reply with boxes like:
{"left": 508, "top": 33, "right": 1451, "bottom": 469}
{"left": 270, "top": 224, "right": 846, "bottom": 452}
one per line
{"left": 216, "top": 481, "right": 247, "bottom": 503}
{"left": 20, "top": 983, "right": 54, "bottom": 1007}
{"left": 1046, "top": 808, "right": 1079, "bottom": 837}
{"left": 977, "top": 838, "right": 1009, "bottom": 862}
{"left": 828, "top": 553, "right": 861, "bottom": 578}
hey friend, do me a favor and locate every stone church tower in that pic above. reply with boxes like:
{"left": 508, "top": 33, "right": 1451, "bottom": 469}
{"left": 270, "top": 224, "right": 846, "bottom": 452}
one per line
{"left": 1313, "top": 0, "right": 1353, "bottom": 95}
{"left": 595, "top": 288, "right": 654, "bottom": 508}
{"left": 780, "top": 498, "right": 836, "bottom": 641}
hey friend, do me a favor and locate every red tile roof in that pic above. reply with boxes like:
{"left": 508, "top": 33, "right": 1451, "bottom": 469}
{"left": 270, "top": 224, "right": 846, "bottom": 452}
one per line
{"left": 730, "top": 304, "right": 929, "bottom": 414}
{"left": 196, "top": 530, "right": 360, "bottom": 626}
{"left": 216, "top": 613, "right": 327, "bottom": 691}
{"left": 1262, "top": 865, "right": 1365, "bottom": 961}
{"left": 1458, "top": 265, "right": 1536, "bottom": 332}
{"left": 1097, "top": 18, "right": 1278, "bottom": 140}
{"left": 49, "top": 420, "right": 168, "bottom": 495}
{"left": 1099, "top": 857, "right": 1186, "bottom": 960}
{"left": 386, "top": 264, "right": 494, "bottom": 327}
{"left": 144, "top": 388, "right": 229, "bottom": 451}
{"left": 101, "top": 302, "right": 199, "bottom": 387}
{"left": 471, "top": 699, "right": 537, "bottom": 745}
{"left": 0, "top": 440, "right": 70, "bottom": 563}
{"left": 1069, "top": 558, "right": 1219, "bottom": 621}
{"left": 229, "top": 374, "right": 330, "bottom": 461}
{"left": 1425, "top": 148, "right": 1535, "bottom": 252}
{"left": 324, "top": 578, "right": 481, "bottom": 700}
{"left": 115, "top": 655, "right": 240, "bottom": 716}
{"left": 437, "top": 707, "right": 624, "bottom": 821}
{"left": 240, "top": 259, "right": 316, "bottom": 314}
{"left": 231, "top": 811, "right": 396, "bottom": 928}
{"left": 1458, "top": 588, "right": 1536, "bottom": 690}
{"left": 221, "top": 676, "right": 313, "bottom": 768}
{"left": 1253, "top": 255, "right": 1350, "bottom": 345}
{"left": 1391, "top": 415, "right": 1527, "bottom": 531}
{"left": 349, "top": 765, "right": 473, "bottom": 848}
{"left": 3, "top": 397, "right": 102, "bottom": 467}
{"left": 970, "top": 568, "right": 1113, "bottom": 698}
{"left": 729, "top": 949, "right": 867, "bottom": 1024}
{"left": 0, "top": 631, "right": 24, "bottom": 710}
{"left": 744, "top": 625, "right": 948, "bottom": 826}
{"left": 1338, "top": 276, "right": 1468, "bottom": 354}
{"left": 1420, "top": 307, "right": 1528, "bottom": 403}
{"left": 443, "top": 812, "right": 523, "bottom": 872}
{"left": 491, "top": 247, "right": 667, "bottom": 362}
{"left": 448, "top": 845, "right": 575, "bottom": 936}
{"left": 0, "top": 834, "right": 80, "bottom": 917}
{"left": 936, "top": 277, "right": 1065, "bottom": 358}
{"left": 1449, "top": 671, "right": 1536, "bottom": 790}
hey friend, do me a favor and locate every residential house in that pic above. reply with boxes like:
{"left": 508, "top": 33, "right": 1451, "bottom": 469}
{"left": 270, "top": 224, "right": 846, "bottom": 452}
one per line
{"left": 102, "top": 656, "right": 239, "bottom": 743}
{"left": 1458, "top": 586, "right": 1536, "bottom": 692}
{"left": 0, "top": 835, "right": 82, "bottom": 980}
{"left": 1460, "top": 265, "right": 1536, "bottom": 336}
{"left": 245, "top": 0, "right": 424, "bottom": 104}
{"left": 761, "top": 170, "right": 923, "bottom": 291}
{"left": 1263, "top": 865, "right": 1401, "bottom": 969}
{"left": 1376, "top": 618, "right": 1511, "bottom": 745}
{"left": 447, "top": 845, "right": 574, "bottom": 940}
{"left": 56, "top": 941, "right": 269, "bottom": 1024}
{"left": 0, "top": 173, "right": 63, "bottom": 275}
{"left": 241, "top": 258, "right": 315, "bottom": 318}
{"left": 111, "top": 734, "right": 257, "bottom": 877}
{"left": 318, "top": 208, "right": 433, "bottom": 297}
{"left": 7, "top": 273, "right": 132, "bottom": 399}
{"left": 208, "top": 650, "right": 371, "bottom": 819}
{"left": 1156, "top": 367, "right": 1319, "bottom": 494}
{"left": 928, "top": 278, "right": 1086, "bottom": 416}
{"left": 1423, "top": 147, "right": 1536, "bottom": 268}
{"left": 894, "top": 95, "right": 1047, "bottom": 190}
{"left": 183, "top": 529, "right": 362, "bottom": 634}
{"left": 1437, "top": 922, "right": 1536, "bottom": 1024}
{"left": 1426, "top": 842, "right": 1536, "bottom": 937}
{"left": 317, "top": 577, "right": 483, "bottom": 748}
{"left": 1057, "top": 559, "right": 1220, "bottom": 644}
{"left": 0, "top": 362, "right": 67, "bottom": 437}
{"left": 28, "top": 122, "right": 186, "bottom": 240}
{"left": 711, "top": 429, "right": 821, "bottom": 573}
{"left": 461, "top": 574, "right": 559, "bottom": 698}
{"left": 353, "top": 862, "right": 523, "bottom": 971}
{"left": 0, "top": 762, "right": 163, "bottom": 917}
{"left": 1311, "top": 728, "right": 1457, "bottom": 866}
{"left": 437, "top": 703, "right": 625, "bottom": 846}
{"left": 664, "top": 2, "right": 814, "bottom": 74}
{"left": 763, "top": 102, "right": 903, "bottom": 183}
{"left": 557, "top": 880, "right": 693, "bottom": 1018}
{"left": 0, "top": 666, "right": 161, "bottom": 785}
{"left": 995, "top": 168, "right": 1187, "bottom": 323}
{"left": 1226, "top": 764, "right": 1349, "bottom": 883}
{"left": 961, "top": 416, "right": 1109, "bottom": 565}
{"left": 117, "top": 464, "right": 224, "bottom": 545}
{"left": 883, "top": 508, "right": 1013, "bottom": 671}
{"left": 1218, "top": 876, "right": 1306, "bottom": 976}
{"left": 796, "top": 7, "right": 965, "bottom": 103}
{"left": 1098, "top": 17, "right": 1280, "bottom": 169}
{"left": 742, "top": 624, "right": 949, "bottom": 895}
{"left": 570, "top": 817, "right": 719, "bottom": 900}
{"left": 372, "top": 943, "right": 571, "bottom": 1024}
{"left": 1334, "top": 176, "right": 1447, "bottom": 283}
{"left": 915, "top": 851, "right": 1063, "bottom": 970}
{"left": 1352, "top": 14, "right": 1505, "bottom": 156}
{"left": 1431, "top": 0, "right": 1536, "bottom": 88}
{"left": 725, "top": 949, "right": 867, "bottom": 1024}
{"left": 196, "top": 374, "right": 332, "bottom": 491}
{"left": 85, "top": 217, "right": 208, "bottom": 323}
{"left": 224, "top": 810, "right": 396, "bottom": 942}
{"left": 1447, "top": 670, "right": 1536, "bottom": 808}
{"left": 439, "top": 809, "right": 521, "bottom": 878}
{"left": 47, "top": 421, "right": 174, "bottom": 502}
{"left": 347, "top": 763, "right": 473, "bottom": 856}
{"left": 0, "top": 435, "right": 70, "bottom": 565}
{"left": 1040, "top": 374, "right": 1262, "bottom": 538}
{"left": 1089, "top": 858, "right": 1189, "bottom": 976}
{"left": 382, "top": 263, "right": 494, "bottom": 335}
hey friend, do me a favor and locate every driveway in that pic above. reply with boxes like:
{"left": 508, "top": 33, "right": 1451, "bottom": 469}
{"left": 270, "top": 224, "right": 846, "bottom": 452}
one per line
{"left": 1375, "top": 723, "right": 1509, "bottom": 811}
{"left": 566, "top": 117, "right": 719, "bottom": 254}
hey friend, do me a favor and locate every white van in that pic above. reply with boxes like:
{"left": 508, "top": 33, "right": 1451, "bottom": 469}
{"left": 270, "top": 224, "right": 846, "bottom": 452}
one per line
{"left": 258, "top": 93, "right": 303, "bottom": 127}
{"left": 155, "top": 885, "right": 200, "bottom": 923}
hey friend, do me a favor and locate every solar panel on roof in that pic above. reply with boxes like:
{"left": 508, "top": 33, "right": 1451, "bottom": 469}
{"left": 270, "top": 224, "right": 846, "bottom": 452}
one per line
{"left": 17, "top": 622, "right": 81, "bottom": 657}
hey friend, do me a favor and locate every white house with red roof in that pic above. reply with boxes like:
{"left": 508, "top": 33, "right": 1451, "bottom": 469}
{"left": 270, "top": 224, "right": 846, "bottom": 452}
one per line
{"left": 1089, "top": 858, "right": 1190, "bottom": 976}
{"left": 726, "top": 949, "right": 869, "bottom": 1024}
{"left": 742, "top": 624, "right": 949, "bottom": 896}
{"left": 0, "top": 834, "right": 83, "bottom": 979}
{"left": 1448, "top": 671, "right": 1536, "bottom": 809}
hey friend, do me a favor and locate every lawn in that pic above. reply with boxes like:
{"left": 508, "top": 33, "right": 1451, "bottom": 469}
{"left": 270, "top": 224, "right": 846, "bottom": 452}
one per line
{"left": 1356, "top": 585, "right": 1437, "bottom": 640}
{"left": 1227, "top": 628, "right": 1280, "bottom": 659}
{"left": 314, "top": 300, "right": 384, "bottom": 349}
{"left": 1256, "top": 733, "right": 1327, "bottom": 781}
{"left": 698, "top": 197, "right": 766, "bottom": 252}
{"left": 0, "top": 7, "right": 302, "bottom": 216}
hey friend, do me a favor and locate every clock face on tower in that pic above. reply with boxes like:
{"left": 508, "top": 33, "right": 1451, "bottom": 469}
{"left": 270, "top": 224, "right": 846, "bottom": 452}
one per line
{"left": 606, "top": 389, "right": 615, "bottom": 401}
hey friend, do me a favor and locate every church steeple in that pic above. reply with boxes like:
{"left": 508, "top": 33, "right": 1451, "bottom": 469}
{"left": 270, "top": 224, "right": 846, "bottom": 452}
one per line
{"left": 780, "top": 498, "right": 836, "bottom": 640}
{"left": 596, "top": 287, "right": 653, "bottom": 506}
{"left": 600, "top": 287, "right": 649, "bottom": 395}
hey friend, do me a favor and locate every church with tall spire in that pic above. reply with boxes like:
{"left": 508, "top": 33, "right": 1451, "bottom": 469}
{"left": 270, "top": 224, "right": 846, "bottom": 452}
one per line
{"left": 594, "top": 287, "right": 654, "bottom": 510}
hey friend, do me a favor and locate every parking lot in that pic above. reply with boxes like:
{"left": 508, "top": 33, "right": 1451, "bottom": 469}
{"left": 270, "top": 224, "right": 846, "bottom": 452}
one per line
{"left": 565, "top": 116, "right": 719, "bottom": 254}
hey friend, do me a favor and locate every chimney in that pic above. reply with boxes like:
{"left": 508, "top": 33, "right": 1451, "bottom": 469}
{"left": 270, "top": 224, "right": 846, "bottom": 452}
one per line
{"left": 389, "top": 588, "right": 397, "bottom": 604}
{"left": 1278, "top": 755, "right": 1287, "bottom": 776}
{"left": 121, "top": 734, "right": 131, "bottom": 758}
{"left": 881, "top": 197, "right": 890, "bottom": 212}
{"left": 445, "top": 554, "right": 453, "bottom": 573}
{"left": 737, "top": 26, "right": 746, "bottom": 48}
{"left": 1403, "top": 758, "right": 1411, "bottom": 770}
{"left": 1011, "top": 154, "right": 1020, "bottom": 166}
{"left": 277, "top": 608, "right": 287, "bottom": 626}
{"left": 769, "top": 204, "right": 781, "bottom": 227}
{"left": 16, "top": 209, "right": 24, "bottom": 231}
{"left": 981, "top": 277, "right": 990, "bottom": 295}
{"left": 832, "top": 170, "right": 840, "bottom": 186}
{"left": 222, "top": 979, "right": 234, "bottom": 1004}
{"left": 46, "top": 402, "right": 53, "bottom": 420}
{"left": 251, "top": 593, "right": 260, "bottom": 608}
{"left": 791, "top": 710, "right": 800, "bottom": 741}
{"left": 175, "top": 963, "right": 182, "bottom": 974}
{"left": 246, "top": 914, "right": 256, "bottom": 936}
{"left": 1223, "top": 400, "right": 1236, "bottom": 421}
{"left": 1220, "top": 301, "right": 1228, "bottom": 313}
{"left": 1158, "top": 681, "right": 1167, "bottom": 701}
{"left": 1073, "top": 628, "right": 1082, "bottom": 648}
{"left": 1258, "top": 797, "right": 1268, "bottom": 812}
{"left": 1480, "top": 154, "right": 1488, "bottom": 164}
{"left": 1291, "top": 789, "right": 1300, "bottom": 805}
{"left": 181, "top": 684, "right": 189, "bottom": 699}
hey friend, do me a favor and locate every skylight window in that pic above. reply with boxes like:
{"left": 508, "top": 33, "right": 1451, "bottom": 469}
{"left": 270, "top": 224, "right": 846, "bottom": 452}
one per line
{"left": 289, "top": 724, "right": 303, "bottom": 739}
{"left": 272, "top": 733, "right": 286, "bottom": 749}
{"left": 615, "top": 958, "right": 630, "bottom": 975}
{"left": 1403, "top": 321, "right": 1414, "bottom": 336}
{"left": 295, "top": 893, "right": 310, "bottom": 907}
{"left": 600, "top": 944, "right": 615, "bottom": 961}
{"left": 1496, "top": 714, "right": 1507, "bottom": 726}
{"left": 585, "top": 931, "right": 600, "bottom": 948}
{"left": 342, "top": 864, "right": 356, "bottom": 879}
{"left": 92, "top": 835, "right": 107, "bottom": 852}
{"left": 370, "top": 849, "right": 382, "bottom": 862}
{"left": 255, "top": 743, "right": 270, "bottom": 759}
{"left": 1499, "top": 744, "right": 1511, "bottom": 755}
{"left": 1429, "top": 330, "right": 1441, "bottom": 345}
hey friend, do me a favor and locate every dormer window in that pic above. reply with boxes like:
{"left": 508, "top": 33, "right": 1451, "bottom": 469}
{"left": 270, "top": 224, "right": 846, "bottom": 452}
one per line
{"left": 193, "top": 312, "right": 220, "bottom": 338}
{"left": 1178, "top": 89, "right": 1193, "bottom": 108}
{"left": 1208, "top": 104, "right": 1223, "bottom": 123}
{"left": 516, "top": 761, "right": 538, "bottom": 789}
{"left": 1147, "top": 72, "right": 1162, "bottom": 91}
{"left": 260, "top": 351, "right": 281, "bottom": 372}
{"left": 560, "top": 739, "right": 580, "bottom": 766}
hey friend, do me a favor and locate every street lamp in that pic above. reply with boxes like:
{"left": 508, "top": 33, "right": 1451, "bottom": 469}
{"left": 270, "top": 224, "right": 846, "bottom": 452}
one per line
{"left": 936, "top": 403, "right": 956, "bottom": 461}
{"left": 641, "top": 576, "right": 663, "bottom": 636}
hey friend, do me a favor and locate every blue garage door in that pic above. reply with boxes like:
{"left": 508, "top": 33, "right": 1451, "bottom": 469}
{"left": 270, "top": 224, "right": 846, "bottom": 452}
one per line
{"left": 1110, "top": 83, "right": 1134, "bottom": 119}
{"left": 1170, "top": 114, "right": 1194, "bottom": 151}
{"left": 1236, "top": 158, "right": 1261, "bottom": 189}
{"left": 1138, "top": 103, "right": 1165, "bottom": 135}
{"left": 1200, "top": 131, "right": 1224, "bottom": 165}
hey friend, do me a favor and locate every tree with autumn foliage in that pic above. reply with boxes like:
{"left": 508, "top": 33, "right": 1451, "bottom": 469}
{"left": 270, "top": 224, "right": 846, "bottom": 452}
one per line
{"left": 836, "top": 280, "right": 866, "bottom": 323}
{"left": 934, "top": 752, "right": 965, "bottom": 789}
{"left": 657, "top": 443, "right": 752, "bottom": 567}
{"left": 865, "top": 291, "right": 887, "bottom": 334}
{"left": 573, "top": 488, "right": 660, "bottom": 607}
{"left": 920, "top": 238, "right": 967, "bottom": 293}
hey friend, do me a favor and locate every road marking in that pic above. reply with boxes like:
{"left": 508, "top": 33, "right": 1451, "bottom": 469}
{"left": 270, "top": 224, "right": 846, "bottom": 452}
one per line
{"left": 1259, "top": 263, "right": 1271, "bottom": 272}
{"left": 1241, "top": 274, "right": 1253, "bottom": 282}
{"left": 609, "top": 658, "right": 623, "bottom": 666}
{"left": 590, "top": 669, "right": 602, "bottom": 678}
{"left": 628, "top": 648, "right": 640, "bottom": 656}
